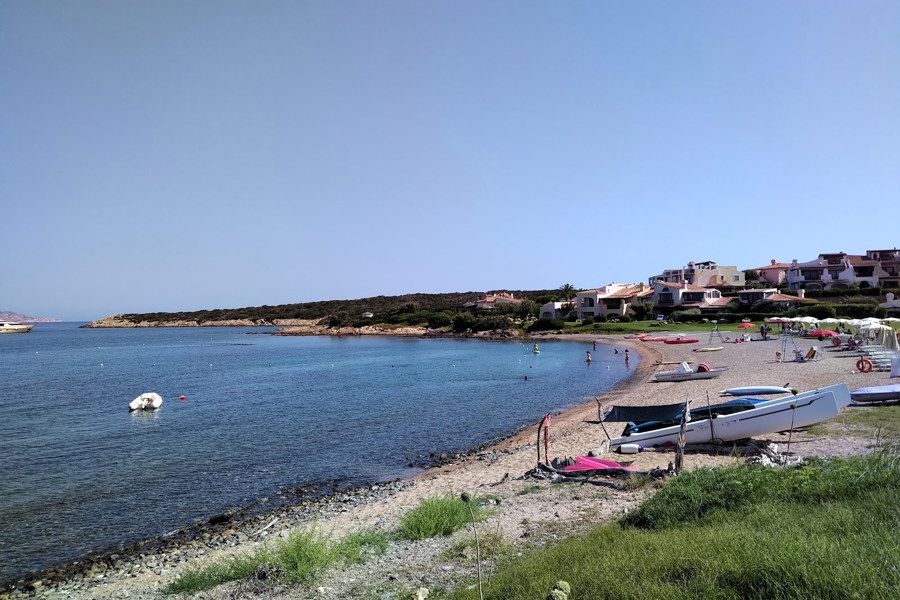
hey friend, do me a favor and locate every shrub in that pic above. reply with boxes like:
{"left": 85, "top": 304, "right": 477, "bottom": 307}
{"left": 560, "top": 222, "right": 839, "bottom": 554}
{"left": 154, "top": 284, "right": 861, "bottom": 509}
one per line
{"left": 806, "top": 304, "right": 837, "bottom": 320}
{"left": 528, "top": 318, "right": 565, "bottom": 332}
{"left": 398, "top": 495, "right": 481, "bottom": 540}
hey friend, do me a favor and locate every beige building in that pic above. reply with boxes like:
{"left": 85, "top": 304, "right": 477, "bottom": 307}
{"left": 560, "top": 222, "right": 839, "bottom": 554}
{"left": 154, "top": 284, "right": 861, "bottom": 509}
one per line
{"left": 571, "top": 283, "right": 654, "bottom": 320}
{"left": 650, "top": 260, "right": 745, "bottom": 288}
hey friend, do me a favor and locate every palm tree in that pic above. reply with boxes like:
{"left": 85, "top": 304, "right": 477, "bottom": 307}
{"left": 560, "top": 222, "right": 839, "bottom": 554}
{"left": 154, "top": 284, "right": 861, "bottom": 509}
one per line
{"left": 559, "top": 283, "right": 576, "bottom": 302}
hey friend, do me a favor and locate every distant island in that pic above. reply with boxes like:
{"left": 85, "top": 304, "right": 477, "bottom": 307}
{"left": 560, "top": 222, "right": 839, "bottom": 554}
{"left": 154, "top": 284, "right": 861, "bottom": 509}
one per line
{"left": 0, "top": 311, "right": 60, "bottom": 323}
{"left": 81, "top": 290, "right": 558, "bottom": 335}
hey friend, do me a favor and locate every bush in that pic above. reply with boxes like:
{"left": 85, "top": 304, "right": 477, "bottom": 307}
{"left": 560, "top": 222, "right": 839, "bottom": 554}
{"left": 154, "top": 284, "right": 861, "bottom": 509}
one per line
{"left": 399, "top": 495, "right": 477, "bottom": 540}
{"left": 426, "top": 312, "right": 454, "bottom": 329}
{"left": 528, "top": 318, "right": 565, "bottom": 332}
{"left": 806, "top": 304, "right": 837, "bottom": 320}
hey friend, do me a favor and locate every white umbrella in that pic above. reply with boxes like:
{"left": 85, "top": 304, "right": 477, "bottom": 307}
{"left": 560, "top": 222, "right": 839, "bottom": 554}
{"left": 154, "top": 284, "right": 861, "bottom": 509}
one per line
{"left": 857, "top": 317, "right": 883, "bottom": 325}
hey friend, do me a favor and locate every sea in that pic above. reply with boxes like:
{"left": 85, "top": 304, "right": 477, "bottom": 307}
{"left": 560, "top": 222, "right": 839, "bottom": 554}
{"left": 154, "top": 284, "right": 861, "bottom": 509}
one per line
{"left": 0, "top": 323, "right": 636, "bottom": 584}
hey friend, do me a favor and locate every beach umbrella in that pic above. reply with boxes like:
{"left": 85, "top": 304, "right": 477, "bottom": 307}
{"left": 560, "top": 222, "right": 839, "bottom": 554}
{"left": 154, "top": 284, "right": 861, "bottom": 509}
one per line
{"left": 808, "top": 329, "right": 838, "bottom": 338}
{"left": 737, "top": 323, "right": 756, "bottom": 328}
{"left": 765, "top": 317, "right": 791, "bottom": 323}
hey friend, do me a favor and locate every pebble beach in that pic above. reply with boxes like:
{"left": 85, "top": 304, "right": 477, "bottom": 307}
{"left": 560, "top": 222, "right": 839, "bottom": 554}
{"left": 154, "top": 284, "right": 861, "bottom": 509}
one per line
{"left": 7, "top": 330, "right": 895, "bottom": 600}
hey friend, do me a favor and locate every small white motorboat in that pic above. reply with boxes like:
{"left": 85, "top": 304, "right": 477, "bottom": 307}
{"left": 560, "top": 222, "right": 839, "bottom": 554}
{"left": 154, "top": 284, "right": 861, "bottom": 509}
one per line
{"left": 653, "top": 362, "right": 727, "bottom": 382}
{"left": 129, "top": 392, "right": 163, "bottom": 411}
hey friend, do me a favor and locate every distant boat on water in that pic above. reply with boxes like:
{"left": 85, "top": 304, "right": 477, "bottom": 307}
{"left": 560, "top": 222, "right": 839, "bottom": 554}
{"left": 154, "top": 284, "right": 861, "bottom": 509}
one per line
{"left": 0, "top": 321, "right": 35, "bottom": 334}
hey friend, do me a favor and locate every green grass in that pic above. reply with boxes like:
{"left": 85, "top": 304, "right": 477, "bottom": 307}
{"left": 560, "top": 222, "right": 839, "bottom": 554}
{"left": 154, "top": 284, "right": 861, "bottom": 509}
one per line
{"left": 440, "top": 454, "right": 900, "bottom": 599}
{"left": 839, "top": 405, "right": 900, "bottom": 440}
{"left": 163, "top": 553, "right": 267, "bottom": 595}
{"left": 163, "top": 493, "right": 493, "bottom": 595}
{"left": 162, "top": 527, "right": 381, "bottom": 595}
{"left": 334, "top": 529, "right": 390, "bottom": 564}
{"left": 398, "top": 494, "right": 488, "bottom": 540}
{"left": 557, "top": 319, "right": 770, "bottom": 336}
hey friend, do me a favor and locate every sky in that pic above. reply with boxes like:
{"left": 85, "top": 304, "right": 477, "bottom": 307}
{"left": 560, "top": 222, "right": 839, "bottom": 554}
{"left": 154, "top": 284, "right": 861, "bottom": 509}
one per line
{"left": 2, "top": 1, "right": 898, "bottom": 321}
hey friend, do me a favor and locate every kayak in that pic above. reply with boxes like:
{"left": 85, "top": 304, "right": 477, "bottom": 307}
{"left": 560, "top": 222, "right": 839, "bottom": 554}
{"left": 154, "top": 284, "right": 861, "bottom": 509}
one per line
{"left": 693, "top": 346, "right": 723, "bottom": 352}
{"left": 720, "top": 386, "right": 793, "bottom": 396}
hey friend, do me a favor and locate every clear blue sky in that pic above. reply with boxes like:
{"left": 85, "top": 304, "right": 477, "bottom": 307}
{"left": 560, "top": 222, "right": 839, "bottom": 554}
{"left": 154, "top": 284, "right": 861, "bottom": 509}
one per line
{"left": 2, "top": 1, "right": 898, "bottom": 321}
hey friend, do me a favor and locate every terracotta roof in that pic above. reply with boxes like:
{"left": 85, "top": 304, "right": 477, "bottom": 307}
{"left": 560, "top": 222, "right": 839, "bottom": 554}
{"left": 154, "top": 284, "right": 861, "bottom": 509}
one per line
{"left": 755, "top": 262, "right": 792, "bottom": 270}
{"left": 846, "top": 255, "right": 878, "bottom": 266}
{"left": 770, "top": 293, "right": 817, "bottom": 303}
{"left": 704, "top": 297, "right": 734, "bottom": 307}
{"left": 606, "top": 285, "right": 651, "bottom": 299}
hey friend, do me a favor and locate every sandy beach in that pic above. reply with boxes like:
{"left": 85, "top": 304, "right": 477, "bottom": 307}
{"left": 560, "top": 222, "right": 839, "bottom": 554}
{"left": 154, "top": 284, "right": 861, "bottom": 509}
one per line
{"left": 8, "top": 331, "right": 895, "bottom": 600}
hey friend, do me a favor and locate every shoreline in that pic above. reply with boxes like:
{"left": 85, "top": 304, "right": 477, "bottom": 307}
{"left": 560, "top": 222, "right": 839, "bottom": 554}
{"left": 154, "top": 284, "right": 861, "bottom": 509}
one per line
{"left": 3, "top": 334, "right": 652, "bottom": 596}
{"left": 6, "top": 332, "right": 891, "bottom": 599}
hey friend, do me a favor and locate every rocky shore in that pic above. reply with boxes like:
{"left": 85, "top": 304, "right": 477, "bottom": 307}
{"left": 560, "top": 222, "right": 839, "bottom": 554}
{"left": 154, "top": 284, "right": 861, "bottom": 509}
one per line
{"left": 5, "top": 331, "right": 891, "bottom": 599}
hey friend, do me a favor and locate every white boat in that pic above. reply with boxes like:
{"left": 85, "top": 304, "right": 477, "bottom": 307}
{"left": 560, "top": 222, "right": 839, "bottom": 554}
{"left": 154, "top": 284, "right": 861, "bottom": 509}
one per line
{"left": 0, "top": 321, "right": 35, "bottom": 334}
{"left": 720, "top": 385, "right": 794, "bottom": 396}
{"left": 129, "top": 392, "right": 163, "bottom": 411}
{"left": 608, "top": 383, "right": 850, "bottom": 450}
{"left": 653, "top": 362, "right": 727, "bottom": 382}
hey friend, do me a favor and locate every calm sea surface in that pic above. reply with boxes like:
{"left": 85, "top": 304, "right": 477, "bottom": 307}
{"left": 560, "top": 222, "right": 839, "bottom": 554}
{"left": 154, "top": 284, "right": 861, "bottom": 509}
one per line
{"left": 0, "top": 323, "right": 636, "bottom": 583}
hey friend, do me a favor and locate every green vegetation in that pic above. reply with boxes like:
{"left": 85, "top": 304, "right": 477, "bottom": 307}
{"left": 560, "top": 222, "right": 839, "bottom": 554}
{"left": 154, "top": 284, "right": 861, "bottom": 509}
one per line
{"left": 837, "top": 405, "right": 900, "bottom": 440}
{"left": 162, "top": 494, "right": 493, "bottom": 596}
{"left": 163, "top": 553, "right": 265, "bottom": 595}
{"left": 443, "top": 453, "right": 900, "bottom": 599}
{"left": 163, "top": 454, "right": 900, "bottom": 598}
{"left": 162, "top": 527, "right": 387, "bottom": 595}
{"left": 398, "top": 494, "right": 488, "bottom": 540}
{"left": 110, "top": 285, "right": 897, "bottom": 336}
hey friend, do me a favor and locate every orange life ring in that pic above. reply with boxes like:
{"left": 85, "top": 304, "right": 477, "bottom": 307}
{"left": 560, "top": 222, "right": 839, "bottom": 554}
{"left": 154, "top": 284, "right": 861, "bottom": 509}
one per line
{"left": 856, "top": 358, "right": 873, "bottom": 373}
{"left": 833, "top": 337, "right": 842, "bottom": 347}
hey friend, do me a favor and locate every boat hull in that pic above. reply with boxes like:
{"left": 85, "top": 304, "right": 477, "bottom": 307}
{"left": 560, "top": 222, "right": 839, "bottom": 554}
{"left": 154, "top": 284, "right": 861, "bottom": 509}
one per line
{"left": 850, "top": 385, "right": 900, "bottom": 403}
{"left": 129, "top": 392, "right": 163, "bottom": 411}
{"left": 654, "top": 370, "right": 724, "bottom": 382}
{"left": 0, "top": 322, "right": 35, "bottom": 333}
{"left": 609, "top": 383, "right": 850, "bottom": 449}
{"left": 721, "top": 386, "right": 793, "bottom": 396}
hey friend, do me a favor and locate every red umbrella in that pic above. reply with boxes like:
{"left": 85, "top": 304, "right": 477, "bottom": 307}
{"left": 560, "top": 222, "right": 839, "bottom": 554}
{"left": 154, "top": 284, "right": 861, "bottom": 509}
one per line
{"left": 808, "top": 329, "right": 838, "bottom": 337}
{"left": 737, "top": 323, "right": 756, "bottom": 328}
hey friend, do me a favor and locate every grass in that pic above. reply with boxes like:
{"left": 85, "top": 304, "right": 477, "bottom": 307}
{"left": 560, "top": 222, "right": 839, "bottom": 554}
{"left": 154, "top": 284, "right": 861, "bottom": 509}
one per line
{"left": 162, "top": 527, "right": 386, "bottom": 595}
{"left": 806, "top": 403, "right": 900, "bottom": 443}
{"left": 163, "top": 494, "right": 491, "bottom": 595}
{"left": 398, "top": 493, "right": 489, "bottom": 540}
{"left": 440, "top": 453, "right": 900, "bottom": 599}
{"left": 840, "top": 405, "right": 900, "bottom": 439}
{"left": 557, "top": 319, "right": 758, "bottom": 336}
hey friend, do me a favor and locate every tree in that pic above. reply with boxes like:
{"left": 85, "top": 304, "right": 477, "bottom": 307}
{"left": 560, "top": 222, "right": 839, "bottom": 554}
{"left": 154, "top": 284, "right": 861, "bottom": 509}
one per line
{"left": 559, "top": 283, "right": 576, "bottom": 302}
{"left": 744, "top": 269, "right": 760, "bottom": 284}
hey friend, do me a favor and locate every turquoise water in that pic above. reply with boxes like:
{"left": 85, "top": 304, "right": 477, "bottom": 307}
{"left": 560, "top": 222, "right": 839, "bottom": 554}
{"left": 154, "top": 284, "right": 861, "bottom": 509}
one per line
{"left": 0, "top": 323, "right": 635, "bottom": 583}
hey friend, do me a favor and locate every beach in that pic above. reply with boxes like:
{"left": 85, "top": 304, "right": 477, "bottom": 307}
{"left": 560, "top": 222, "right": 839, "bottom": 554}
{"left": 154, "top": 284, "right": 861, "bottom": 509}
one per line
{"left": 8, "top": 331, "right": 892, "bottom": 600}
